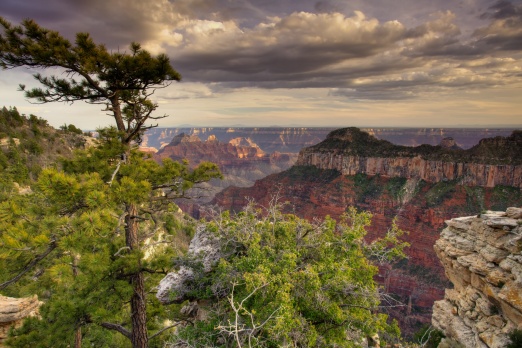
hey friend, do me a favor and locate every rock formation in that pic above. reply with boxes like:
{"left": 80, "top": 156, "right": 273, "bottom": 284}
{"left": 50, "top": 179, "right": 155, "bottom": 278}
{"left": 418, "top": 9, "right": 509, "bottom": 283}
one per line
{"left": 157, "top": 225, "right": 224, "bottom": 305}
{"left": 296, "top": 128, "right": 522, "bottom": 188}
{"left": 432, "top": 207, "right": 522, "bottom": 348}
{"left": 141, "top": 127, "right": 518, "bottom": 153}
{"left": 154, "top": 133, "right": 297, "bottom": 217}
{"left": 0, "top": 295, "right": 40, "bottom": 346}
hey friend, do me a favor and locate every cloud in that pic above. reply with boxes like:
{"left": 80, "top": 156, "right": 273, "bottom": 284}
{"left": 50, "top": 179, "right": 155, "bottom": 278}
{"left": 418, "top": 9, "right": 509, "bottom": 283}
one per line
{"left": 1, "top": 0, "right": 521, "bottom": 105}
{"left": 473, "top": 0, "right": 522, "bottom": 50}
{"left": 170, "top": 11, "right": 406, "bottom": 81}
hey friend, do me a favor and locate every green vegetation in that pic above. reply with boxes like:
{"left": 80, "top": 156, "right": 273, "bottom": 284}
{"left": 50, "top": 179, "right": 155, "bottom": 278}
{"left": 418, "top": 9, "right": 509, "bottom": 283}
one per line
{"left": 281, "top": 165, "right": 340, "bottom": 182}
{"left": 490, "top": 185, "right": 522, "bottom": 211}
{"left": 169, "top": 205, "right": 407, "bottom": 347}
{"left": 385, "top": 177, "right": 407, "bottom": 200}
{"left": 413, "top": 326, "right": 445, "bottom": 348}
{"left": 424, "top": 179, "right": 459, "bottom": 207}
{"left": 507, "top": 329, "right": 522, "bottom": 348}
{"left": 354, "top": 173, "right": 383, "bottom": 202}
{"left": 464, "top": 186, "right": 485, "bottom": 213}
{"left": 1, "top": 131, "right": 220, "bottom": 348}
{"left": 0, "top": 17, "right": 215, "bottom": 348}
{"left": 0, "top": 106, "right": 86, "bottom": 188}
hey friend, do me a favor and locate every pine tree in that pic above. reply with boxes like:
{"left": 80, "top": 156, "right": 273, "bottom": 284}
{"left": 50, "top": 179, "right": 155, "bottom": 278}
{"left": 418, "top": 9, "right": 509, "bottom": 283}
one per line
{"left": 0, "top": 18, "right": 220, "bottom": 348}
{"left": 0, "top": 132, "right": 220, "bottom": 347}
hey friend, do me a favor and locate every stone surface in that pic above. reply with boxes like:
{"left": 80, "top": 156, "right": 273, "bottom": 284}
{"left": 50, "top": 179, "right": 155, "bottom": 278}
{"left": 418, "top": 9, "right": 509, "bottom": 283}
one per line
{"left": 156, "top": 225, "right": 224, "bottom": 304}
{"left": 432, "top": 209, "right": 522, "bottom": 347}
{"left": 0, "top": 295, "right": 40, "bottom": 346}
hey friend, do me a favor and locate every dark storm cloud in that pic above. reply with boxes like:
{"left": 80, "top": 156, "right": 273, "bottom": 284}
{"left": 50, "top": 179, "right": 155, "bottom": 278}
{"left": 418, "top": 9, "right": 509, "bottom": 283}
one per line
{"left": 1, "top": 0, "right": 522, "bottom": 103}
{"left": 170, "top": 12, "right": 407, "bottom": 85}
{"left": 473, "top": 0, "right": 522, "bottom": 50}
{"left": 480, "top": 0, "right": 522, "bottom": 20}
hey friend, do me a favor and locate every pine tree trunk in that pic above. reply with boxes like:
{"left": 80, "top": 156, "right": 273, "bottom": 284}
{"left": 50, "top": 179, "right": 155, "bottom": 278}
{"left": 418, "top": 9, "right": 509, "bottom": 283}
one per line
{"left": 75, "top": 327, "right": 82, "bottom": 348}
{"left": 73, "top": 255, "right": 82, "bottom": 348}
{"left": 125, "top": 203, "right": 149, "bottom": 348}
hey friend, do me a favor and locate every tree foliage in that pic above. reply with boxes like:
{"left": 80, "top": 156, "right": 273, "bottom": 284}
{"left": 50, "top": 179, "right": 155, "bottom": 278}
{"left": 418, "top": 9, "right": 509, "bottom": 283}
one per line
{"left": 0, "top": 17, "right": 191, "bottom": 348}
{"left": 169, "top": 202, "right": 406, "bottom": 347}
{"left": 0, "top": 17, "right": 180, "bottom": 144}
{"left": 0, "top": 132, "right": 220, "bottom": 347}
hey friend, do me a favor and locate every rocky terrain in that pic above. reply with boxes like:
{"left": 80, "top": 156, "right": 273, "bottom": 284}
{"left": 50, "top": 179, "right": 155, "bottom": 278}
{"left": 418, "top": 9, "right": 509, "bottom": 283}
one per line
{"left": 154, "top": 133, "right": 297, "bottom": 216}
{"left": 433, "top": 207, "right": 522, "bottom": 348}
{"left": 0, "top": 295, "right": 40, "bottom": 347}
{"left": 213, "top": 128, "right": 522, "bottom": 337}
{"left": 297, "top": 127, "right": 522, "bottom": 185}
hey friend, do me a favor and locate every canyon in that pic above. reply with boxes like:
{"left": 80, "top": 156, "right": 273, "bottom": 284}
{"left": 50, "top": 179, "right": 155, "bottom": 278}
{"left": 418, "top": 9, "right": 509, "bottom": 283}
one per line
{"left": 143, "top": 127, "right": 517, "bottom": 152}
{"left": 213, "top": 128, "right": 522, "bottom": 337}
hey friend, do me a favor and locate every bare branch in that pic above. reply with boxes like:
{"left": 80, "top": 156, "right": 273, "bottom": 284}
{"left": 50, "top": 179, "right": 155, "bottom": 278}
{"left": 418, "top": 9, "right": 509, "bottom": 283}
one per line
{"left": 149, "top": 322, "right": 181, "bottom": 340}
{"left": 99, "top": 322, "right": 132, "bottom": 339}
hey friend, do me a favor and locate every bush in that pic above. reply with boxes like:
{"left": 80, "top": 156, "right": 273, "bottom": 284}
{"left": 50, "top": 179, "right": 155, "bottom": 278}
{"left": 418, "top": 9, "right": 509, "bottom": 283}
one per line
{"left": 413, "top": 325, "right": 445, "bottom": 348}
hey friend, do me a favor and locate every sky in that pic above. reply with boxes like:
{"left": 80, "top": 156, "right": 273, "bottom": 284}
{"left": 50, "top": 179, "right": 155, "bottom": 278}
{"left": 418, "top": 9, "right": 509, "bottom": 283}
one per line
{"left": 0, "top": 0, "right": 521, "bottom": 129}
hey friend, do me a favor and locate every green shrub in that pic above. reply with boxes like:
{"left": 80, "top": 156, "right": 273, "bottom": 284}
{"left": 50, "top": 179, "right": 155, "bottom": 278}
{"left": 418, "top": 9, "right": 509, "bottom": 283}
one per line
{"left": 413, "top": 325, "right": 445, "bottom": 348}
{"left": 507, "top": 329, "right": 522, "bottom": 348}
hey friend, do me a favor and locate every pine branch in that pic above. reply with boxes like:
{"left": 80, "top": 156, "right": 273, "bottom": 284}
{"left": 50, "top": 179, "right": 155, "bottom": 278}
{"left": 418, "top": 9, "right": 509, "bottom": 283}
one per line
{"left": 99, "top": 322, "right": 132, "bottom": 339}
{"left": 149, "top": 322, "right": 181, "bottom": 340}
{"left": 0, "top": 240, "right": 57, "bottom": 290}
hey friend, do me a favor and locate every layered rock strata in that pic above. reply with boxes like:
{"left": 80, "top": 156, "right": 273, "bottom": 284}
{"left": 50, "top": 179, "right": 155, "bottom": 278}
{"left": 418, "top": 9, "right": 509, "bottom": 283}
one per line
{"left": 0, "top": 295, "right": 40, "bottom": 346}
{"left": 296, "top": 128, "right": 522, "bottom": 188}
{"left": 432, "top": 207, "right": 522, "bottom": 348}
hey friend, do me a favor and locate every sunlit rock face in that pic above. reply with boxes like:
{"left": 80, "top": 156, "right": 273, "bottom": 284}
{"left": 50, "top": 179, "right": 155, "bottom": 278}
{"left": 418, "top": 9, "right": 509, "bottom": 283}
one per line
{"left": 432, "top": 208, "right": 522, "bottom": 348}
{"left": 0, "top": 295, "right": 41, "bottom": 346}
{"left": 296, "top": 128, "right": 522, "bottom": 188}
{"left": 153, "top": 133, "right": 297, "bottom": 217}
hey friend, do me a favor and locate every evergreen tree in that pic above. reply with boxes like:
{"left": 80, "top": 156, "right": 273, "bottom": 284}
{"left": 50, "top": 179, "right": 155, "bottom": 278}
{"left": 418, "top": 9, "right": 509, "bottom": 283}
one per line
{"left": 0, "top": 18, "right": 219, "bottom": 348}
{"left": 0, "top": 132, "right": 220, "bottom": 347}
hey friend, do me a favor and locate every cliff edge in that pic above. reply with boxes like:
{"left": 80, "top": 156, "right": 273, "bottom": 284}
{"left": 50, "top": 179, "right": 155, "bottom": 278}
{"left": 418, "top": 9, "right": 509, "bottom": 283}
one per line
{"left": 296, "top": 128, "right": 522, "bottom": 188}
{"left": 432, "top": 207, "right": 522, "bottom": 348}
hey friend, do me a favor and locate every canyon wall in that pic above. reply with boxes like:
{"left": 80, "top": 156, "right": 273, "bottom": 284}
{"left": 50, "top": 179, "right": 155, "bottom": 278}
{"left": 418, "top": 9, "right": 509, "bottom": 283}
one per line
{"left": 432, "top": 207, "right": 522, "bottom": 348}
{"left": 142, "top": 127, "right": 518, "bottom": 152}
{"left": 297, "top": 153, "right": 522, "bottom": 188}
{"left": 0, "top": 295, "right": 40, "bottom": 347}
{"left": 296, "top": 128, "right": 522, "bottom": 188}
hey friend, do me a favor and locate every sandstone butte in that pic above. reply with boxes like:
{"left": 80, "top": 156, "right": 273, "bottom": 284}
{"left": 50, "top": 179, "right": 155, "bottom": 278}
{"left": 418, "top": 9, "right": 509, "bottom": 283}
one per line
{"left": 213, "top": 127, "right": 522, "bottom": 337}
{"left": 0, "top": 295, "right": 40, "bottom": 347}
{"left": 433, "top": 207, "right": 522, "bottom": 348}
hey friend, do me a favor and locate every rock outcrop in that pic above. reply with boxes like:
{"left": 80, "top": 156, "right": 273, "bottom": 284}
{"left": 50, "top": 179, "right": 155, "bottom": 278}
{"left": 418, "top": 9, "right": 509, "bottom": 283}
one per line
{"left": 432, "top": 207, "right": 522, "bottom": 348}
{"left": 0, "top": 295, "right": 40, "bottom": 346}
{"left": 296, "top": 128, "right": 522, "bottom": 188}
{"left": 155, "top": 133, "right": 297, "bottom": 217}
{"left": 156, "top": 225, "right": 224, "bottom": 305}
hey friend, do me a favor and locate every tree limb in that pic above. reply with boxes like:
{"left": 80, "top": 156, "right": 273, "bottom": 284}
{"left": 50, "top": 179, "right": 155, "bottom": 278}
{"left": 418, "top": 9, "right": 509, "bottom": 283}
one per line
{"left": 99, "top": 322, "right": 132, "bottom": 339}
{"left": 149, "top": 322, "right": 181, "bottom": 340}
{"left": 0, "top": 240, "right": 57, "bottom": 290}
